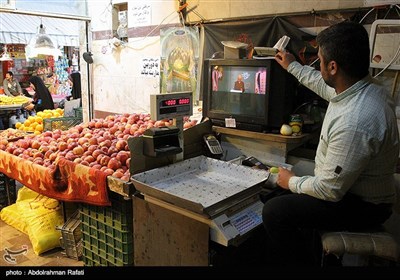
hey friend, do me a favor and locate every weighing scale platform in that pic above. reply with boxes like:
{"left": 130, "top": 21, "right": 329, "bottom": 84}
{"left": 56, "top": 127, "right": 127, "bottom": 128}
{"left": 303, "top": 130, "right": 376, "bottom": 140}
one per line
{"left": 131, "top": 155, "right": 269, "bottom": 246}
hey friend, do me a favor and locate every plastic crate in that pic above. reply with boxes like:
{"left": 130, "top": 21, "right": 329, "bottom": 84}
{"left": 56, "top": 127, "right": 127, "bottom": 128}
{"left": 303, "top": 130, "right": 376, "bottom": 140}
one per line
{"left": 74, "top": 107, "right": 83, "bottom": 118}
{"left": 43, "top": 117, "right": 83, "bottom": 131}
{"left": 56, "top": 210, "right": 82, "bottom": 260}
{"left": 0, "top": 173, "right": 16, "bottom": 210}
{"left": 80, "top": 193, "right": 133, "bottom": 266}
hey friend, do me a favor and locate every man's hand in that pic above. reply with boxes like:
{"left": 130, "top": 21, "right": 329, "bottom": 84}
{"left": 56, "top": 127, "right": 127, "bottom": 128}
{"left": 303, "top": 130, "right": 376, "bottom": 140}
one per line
{"left": 276, "top": 166, "right": 295, "bottom": 190}
{"left": 274, "top": 50, "right": 296, "bottom": 70}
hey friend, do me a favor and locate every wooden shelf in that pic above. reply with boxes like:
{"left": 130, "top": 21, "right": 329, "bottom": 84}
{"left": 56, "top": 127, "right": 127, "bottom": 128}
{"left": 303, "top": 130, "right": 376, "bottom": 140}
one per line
{"left": 212, "top": 126, "right": 317, "bottom": 144}
{"left": 212, "top": 126, "right": 320, "bottom": 163}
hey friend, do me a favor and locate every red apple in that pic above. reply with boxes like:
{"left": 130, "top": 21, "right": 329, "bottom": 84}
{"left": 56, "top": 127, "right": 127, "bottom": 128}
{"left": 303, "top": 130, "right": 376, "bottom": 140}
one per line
{"left": 107, "top": 158, "right": 121, "bottom": 170}
{"left": 92, "top": 149, "right": 104, "bottom": 160}
{"left": 99, "top": 155, "right": 111, "bottom": 166}
{"left": 87, "top": 145, "right": 98, "bottom": 154}
{"left": 112, "top": 170, "right": 124, "bottom": 178}
{"left": 83, "top": 155, "right": 95, "bottom": 164}
{"left": 116, "top": 151, "right": 129, "bottom": 165}
{"left": 58, "top": 142, "right": 68, "bottom": 151}
{"left": 31, "top": 140, "right": 40, "bottom": 149}
{"left": 73, "top": 146, "right": 84, "bottom": 156}
{"left": 88, "top": 137, "right": 98, "bottom": 145}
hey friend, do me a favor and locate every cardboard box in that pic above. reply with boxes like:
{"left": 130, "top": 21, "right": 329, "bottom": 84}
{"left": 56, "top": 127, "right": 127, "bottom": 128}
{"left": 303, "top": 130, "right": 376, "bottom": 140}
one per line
{"left": 224, "top": 46, "right": 247, "bottom": 59}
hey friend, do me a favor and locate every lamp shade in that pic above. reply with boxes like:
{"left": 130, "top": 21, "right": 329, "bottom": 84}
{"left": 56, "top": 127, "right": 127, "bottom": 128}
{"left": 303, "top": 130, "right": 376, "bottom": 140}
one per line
{"left": 26, "top": 23, "right": 62, "bottom": 58}
{"left": 0, "top": 46, "right": 13, "bottom": 61}
{"left": 34, "top": 24, "right": 56, "bottom": 49}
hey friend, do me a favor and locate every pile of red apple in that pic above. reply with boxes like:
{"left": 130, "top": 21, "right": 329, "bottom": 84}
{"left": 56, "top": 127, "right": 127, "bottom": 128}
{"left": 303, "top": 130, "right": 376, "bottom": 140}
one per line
{"left": 0, "top": 113, "right": 197, "bottom": 182}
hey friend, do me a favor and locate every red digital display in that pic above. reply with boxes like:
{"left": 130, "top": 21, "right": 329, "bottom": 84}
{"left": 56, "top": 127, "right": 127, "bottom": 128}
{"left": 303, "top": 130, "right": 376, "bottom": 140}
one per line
{"left": 163, "top": 99, "right": 177, "bottom": 106}
{"left": 162, "top": 98, "right": 190, "bottom": 107}
{"left": 178, "top": 98, "right": 190, "bottom": 105}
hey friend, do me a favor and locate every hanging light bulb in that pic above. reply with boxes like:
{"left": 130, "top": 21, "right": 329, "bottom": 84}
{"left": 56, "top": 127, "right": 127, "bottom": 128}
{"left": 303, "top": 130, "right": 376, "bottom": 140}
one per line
{"left": 26, "top": 20, "right": 62, "bottom": 58}
{"left": 0, "top": 45, "right": 13, "bottom": 61}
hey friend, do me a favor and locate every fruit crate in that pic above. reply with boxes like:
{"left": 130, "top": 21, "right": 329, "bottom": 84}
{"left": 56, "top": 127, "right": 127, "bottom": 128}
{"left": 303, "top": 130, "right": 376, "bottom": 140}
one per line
{"left": 0, "top": 173, "right": 16, "bottom": 210}
{"left": 73, "top": 107, "right": 83, "bottom": 118}
{"left": 43, "top": 116, "right": 83, "bottom": 131}
{"left": 56, "top": 210, "right": 82, "bottom": 260}
{"left": 80, "top": 192, "right": 133, "bottom": 266}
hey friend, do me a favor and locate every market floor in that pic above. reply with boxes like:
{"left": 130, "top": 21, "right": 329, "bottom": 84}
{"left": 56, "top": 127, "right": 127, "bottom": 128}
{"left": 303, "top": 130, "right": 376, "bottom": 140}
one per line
{"left": 0, "top": 219, "right": 84, "bottom": 267}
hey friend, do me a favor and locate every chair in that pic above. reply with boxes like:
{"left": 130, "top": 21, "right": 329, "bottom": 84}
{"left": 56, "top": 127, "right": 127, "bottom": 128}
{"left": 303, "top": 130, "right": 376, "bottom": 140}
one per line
{"left": 320, "top": 174, "right": 400, "bottom": 266}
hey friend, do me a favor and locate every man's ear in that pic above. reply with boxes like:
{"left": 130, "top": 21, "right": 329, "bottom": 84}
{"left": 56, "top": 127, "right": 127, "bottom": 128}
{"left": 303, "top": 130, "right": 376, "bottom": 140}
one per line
{"left": 329, "top": 61, "right": 337, "bottom": 75}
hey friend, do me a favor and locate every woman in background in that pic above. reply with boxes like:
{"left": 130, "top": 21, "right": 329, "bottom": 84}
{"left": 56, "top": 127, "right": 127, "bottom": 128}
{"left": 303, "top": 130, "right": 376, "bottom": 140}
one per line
{"left": 69, "top": 71, "right": 82, "bottom": 100}
{"left": 24, "top": 76, "right": 54, "bottom": 112}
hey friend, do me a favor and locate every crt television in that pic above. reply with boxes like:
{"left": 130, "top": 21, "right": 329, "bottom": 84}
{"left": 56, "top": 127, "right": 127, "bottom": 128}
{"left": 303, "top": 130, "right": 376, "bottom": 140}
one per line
{"left": 203, "top": 58, "right": 297, "bottom": 132}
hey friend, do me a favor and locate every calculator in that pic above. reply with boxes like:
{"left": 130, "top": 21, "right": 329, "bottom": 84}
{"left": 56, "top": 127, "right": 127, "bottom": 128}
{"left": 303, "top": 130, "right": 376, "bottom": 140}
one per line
{"left": 203, "top": 134, "right": 223, "bottom": 155}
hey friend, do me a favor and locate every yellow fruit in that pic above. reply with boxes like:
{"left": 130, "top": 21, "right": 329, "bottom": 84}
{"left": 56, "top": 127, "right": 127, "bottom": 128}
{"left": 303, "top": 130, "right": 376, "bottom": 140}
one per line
{"left": 291, "top": 125, "right": 301, "bottom": 133}
{"left": 30, "top": 122, "right": 38, "bottom": 129}
{"left": 35, "top": 124, "right": 43, "bottom": 132}
{"left": 270, "top": 167, "right": 279, "bottom": 174}
{"left": 280, "top": 124, "right": 293, "bottom": 136}
{"left": 15, "top": 122, "right": 22, "bottom": 129}
{"left": 34, "top": 116, "right": 43, "bottom": 124}
{"left": 34, "top": 130, "right": 41, "bottom": 135}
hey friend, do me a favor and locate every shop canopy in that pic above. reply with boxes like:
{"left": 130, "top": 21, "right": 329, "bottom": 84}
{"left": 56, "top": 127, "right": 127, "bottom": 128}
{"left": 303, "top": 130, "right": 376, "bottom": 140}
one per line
{"left": 0, "top": 12, "right": 79, "bottom": 47}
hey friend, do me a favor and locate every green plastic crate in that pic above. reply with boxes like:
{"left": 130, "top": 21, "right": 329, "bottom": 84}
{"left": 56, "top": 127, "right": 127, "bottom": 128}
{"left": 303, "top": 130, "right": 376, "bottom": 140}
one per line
{"left": 56, "top": 210, "right": 82, "bottom": 260}
{"left": 80, "top": 193, "right": 133, "bottom": 266}
{"left": 74, "top": 107, "right": 83, "bottom": 118}
{"left": 43, "top": 117, "right": 83, "bottom": 131}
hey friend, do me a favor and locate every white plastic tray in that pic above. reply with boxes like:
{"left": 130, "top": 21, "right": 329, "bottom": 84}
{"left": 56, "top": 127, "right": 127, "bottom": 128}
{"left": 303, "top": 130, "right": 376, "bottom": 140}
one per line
{"left": 131, "top": 155, "right": 268, "bottom": 216}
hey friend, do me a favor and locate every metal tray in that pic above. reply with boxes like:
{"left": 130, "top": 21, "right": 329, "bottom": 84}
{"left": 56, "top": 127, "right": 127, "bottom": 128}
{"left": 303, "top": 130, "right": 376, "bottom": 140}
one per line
{"left": 131, "top": 155, "right": 269, "bottom": 217}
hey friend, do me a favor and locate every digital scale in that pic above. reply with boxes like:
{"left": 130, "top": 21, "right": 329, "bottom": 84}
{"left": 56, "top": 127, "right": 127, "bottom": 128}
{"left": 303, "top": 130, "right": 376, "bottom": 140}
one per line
{"left": 131, "top": 155, "right": 269, "bottom": 247}
{"left": 130, "top": 92, "right": 269, "bottom": 266}
{"left": 150, "top": 91, "right": 193, "bottom": 120}
{"left": 149, "top": 91, "right": 193, "bottom": 162}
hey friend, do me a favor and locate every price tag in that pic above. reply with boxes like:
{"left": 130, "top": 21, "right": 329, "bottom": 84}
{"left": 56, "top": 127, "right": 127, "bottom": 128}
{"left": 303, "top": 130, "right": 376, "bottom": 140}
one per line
{"left": 225, "top": 118, "right": 236, "bottom": 128}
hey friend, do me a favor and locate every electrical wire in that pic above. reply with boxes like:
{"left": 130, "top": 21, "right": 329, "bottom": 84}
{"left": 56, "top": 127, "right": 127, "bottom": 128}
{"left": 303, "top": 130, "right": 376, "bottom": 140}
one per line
{"left": 396, "top": 5, "right": 400, "bottom": 17}
{"left": 358, "top": 7, "right": 375, "bottom": 24}
{"left": 98, "top": 0, "right": 113, "bottom": 24}
{"left": 132, "top": 9, "right": 177, "bottom": 42}
{"left": 373, "top": 42, "right": 400, "bottom": 78}
{"left": 123, "top": 9, "right": 179, "bottom": 51}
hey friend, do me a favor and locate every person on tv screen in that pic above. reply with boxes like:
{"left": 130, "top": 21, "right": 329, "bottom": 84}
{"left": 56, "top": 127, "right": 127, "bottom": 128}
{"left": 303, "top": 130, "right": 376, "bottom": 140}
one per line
{"left": 233, "top": 74, "right": 245, "bottom": 92}
{"left": 255, "top": 68, "right": 266, "bottom": 94}
{"left": 262, "top": 21, "right": 399, "bottom": 266}
{"left": 212, "top": 66, "right": 223, "bottom": 91}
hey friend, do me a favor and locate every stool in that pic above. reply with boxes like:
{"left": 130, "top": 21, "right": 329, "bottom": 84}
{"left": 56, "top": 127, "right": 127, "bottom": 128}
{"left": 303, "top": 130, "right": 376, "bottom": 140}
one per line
{"left": 320, "top": 174, "right": 400, "bottom": 266}
{"left": 320, "top": 230, "right": 399, "bottom": 266}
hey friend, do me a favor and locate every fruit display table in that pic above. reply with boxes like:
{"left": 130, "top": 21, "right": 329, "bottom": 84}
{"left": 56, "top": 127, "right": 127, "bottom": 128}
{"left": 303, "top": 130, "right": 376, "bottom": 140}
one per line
{"left": 0, "top": 104, "right": 24, "bottom": 111}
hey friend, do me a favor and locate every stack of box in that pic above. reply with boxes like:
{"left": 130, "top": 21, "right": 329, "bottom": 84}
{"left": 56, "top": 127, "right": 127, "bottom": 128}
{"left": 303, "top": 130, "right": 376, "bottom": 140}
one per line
{"left": 80, "top": 192, "right": 133, "bottom": 266}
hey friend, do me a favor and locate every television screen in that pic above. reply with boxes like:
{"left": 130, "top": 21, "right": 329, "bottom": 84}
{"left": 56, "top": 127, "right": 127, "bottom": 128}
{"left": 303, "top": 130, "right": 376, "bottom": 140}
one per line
{"left": 210, "top": 65, "right": 268, "bottom": 118}
{"left": 203, "top": 59, "right": 296, "bottom": 132}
